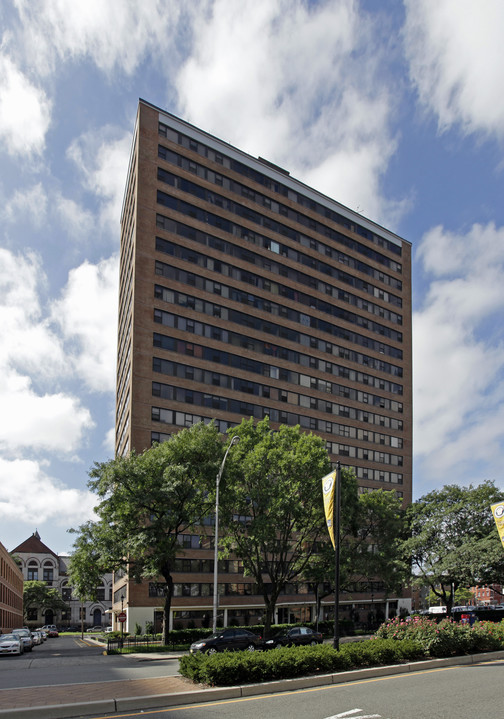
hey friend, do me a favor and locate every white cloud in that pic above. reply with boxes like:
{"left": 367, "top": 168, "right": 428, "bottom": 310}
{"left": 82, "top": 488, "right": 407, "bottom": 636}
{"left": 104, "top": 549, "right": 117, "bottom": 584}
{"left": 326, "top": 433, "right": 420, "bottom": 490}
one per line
{"left": 0, "top": 248, "right": 95, "bottom": 455}
{"left": 66, "top": 128, "right": 131, "bottom": 235}
{"left": 413, "top": 223, "right": 504, "bottom": 484}
{"left": 0, "top": 457, "right": 96, "bottom": 526}
{"left": 54, "top": 193, "right": 96, "bottom": 243}
{"left": 0, "top": 375, "right": 95, "bottom": 454}
{"left": 177, "top": 0, "right": 405, "bottom": 227}
{"left": 51, "top": 255, "right": 119, "bottom": 393}
{"left": 0, "top": 248, "right": 62, "bottom": 377}
{"left": 103, "top": 425, "right": 116, "bottom": 454}
{"left": 404, "top": 0, "right": 504, "bottom": 139}
{"left": 13, "top": 0, "right": 189, "bottom": 77}
{"left": 1, "top": 183, "right": 48, "bottom": 227}
{"left": 0, "top": 52, "right": 51, "bottom": 156}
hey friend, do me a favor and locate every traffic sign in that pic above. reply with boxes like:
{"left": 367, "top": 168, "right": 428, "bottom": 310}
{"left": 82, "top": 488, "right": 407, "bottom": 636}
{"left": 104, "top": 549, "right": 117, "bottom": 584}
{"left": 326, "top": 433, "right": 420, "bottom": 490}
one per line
{"left": 118, "top": 611, "right": 127, "bottom": 623}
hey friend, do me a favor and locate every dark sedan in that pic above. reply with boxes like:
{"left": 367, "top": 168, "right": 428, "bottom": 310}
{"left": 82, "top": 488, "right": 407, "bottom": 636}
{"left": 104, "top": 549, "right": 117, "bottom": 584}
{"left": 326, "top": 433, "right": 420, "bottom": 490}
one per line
{"left": 190, "top": 628, "right": 263, "bottom": 655}
{"left": 264, "top": 626, "right": 323, "bottom": 649}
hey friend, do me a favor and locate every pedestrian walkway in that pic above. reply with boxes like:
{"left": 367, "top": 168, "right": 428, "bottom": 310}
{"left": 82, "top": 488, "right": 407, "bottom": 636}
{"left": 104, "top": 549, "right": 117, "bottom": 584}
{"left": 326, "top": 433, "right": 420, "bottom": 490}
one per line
{"left": 0, "top": 673, "right": 199, "bottom": 712}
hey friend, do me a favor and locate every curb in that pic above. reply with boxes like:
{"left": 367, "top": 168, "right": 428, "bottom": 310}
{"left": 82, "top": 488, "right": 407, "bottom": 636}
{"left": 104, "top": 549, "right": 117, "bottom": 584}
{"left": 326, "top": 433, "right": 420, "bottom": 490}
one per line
{"left": 2, "top": 649, "right": 504, "bottom": 718}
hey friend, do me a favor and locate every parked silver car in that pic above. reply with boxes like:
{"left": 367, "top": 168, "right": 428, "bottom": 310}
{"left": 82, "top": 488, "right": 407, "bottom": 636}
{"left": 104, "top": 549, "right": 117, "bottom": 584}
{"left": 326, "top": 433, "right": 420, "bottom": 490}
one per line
{"left": 12, "top": 629, "right": 33, "bottom": 652}
{"left": 31, "top": 631, "right": 43, "bottom": 645}
{"left": 0, "top": 634, "right": 23, "bottom": 655}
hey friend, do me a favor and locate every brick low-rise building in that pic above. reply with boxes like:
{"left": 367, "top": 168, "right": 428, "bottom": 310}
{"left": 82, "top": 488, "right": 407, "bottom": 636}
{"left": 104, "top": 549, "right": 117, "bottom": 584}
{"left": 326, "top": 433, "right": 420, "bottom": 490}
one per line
{"left": 0, "top": 539, "right": 23, "bottom": 632}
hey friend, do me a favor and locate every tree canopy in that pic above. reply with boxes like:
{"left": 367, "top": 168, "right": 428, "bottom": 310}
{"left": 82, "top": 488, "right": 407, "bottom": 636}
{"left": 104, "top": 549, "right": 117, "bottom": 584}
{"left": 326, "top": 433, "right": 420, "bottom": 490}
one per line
{"left": 303, "top": 482, "right": 407, "bottom": 624}
{"left": 70, "top": 421, "right": 224, "bottom": 643}
{"left": 218, "top": 417, "right": 332, "bottom": 635}
{"left": 401, "top": 480, "right": 504, "bottom": 614}
{"left": 23, "top": 581, "right": 68, "bottom": 623}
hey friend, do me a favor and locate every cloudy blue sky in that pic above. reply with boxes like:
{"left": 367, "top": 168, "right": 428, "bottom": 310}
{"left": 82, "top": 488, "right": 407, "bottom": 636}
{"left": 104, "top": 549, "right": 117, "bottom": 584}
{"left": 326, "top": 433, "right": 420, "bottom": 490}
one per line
{"left": 2, "top": 0, "right": 504, "bottom": 555}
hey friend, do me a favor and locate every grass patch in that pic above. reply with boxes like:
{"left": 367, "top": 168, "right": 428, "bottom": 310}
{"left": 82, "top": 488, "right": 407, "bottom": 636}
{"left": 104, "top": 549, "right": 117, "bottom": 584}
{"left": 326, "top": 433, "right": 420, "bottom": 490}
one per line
{"left": 107, "top": 643, "right": 189, "bottom": 655}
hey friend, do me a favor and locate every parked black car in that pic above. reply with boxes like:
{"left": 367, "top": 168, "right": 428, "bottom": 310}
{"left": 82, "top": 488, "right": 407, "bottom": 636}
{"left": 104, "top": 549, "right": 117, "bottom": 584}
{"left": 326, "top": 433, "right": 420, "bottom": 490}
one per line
{"left": 190, "top": 628, "right": 263, "bottom": 655}
{"left": 264, "top": 626, "right": 323, "bottom": 649}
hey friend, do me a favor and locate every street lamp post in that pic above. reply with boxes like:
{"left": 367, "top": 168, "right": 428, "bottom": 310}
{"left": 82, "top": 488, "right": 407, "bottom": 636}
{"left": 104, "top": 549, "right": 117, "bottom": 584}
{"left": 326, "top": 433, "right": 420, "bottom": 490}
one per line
{"left": 120, "top": 593, "right": 124, "bottom": 646}
{"left": 212, "top": 435, "right": 240, "bottom": 634}
{"left": 333, "top": 461, "right": 341, "bottom": 650}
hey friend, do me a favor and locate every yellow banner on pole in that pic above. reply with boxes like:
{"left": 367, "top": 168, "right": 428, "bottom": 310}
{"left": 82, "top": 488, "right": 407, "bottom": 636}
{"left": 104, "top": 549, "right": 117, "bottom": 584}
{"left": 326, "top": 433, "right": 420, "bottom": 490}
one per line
{"left": 491, "top": 503, "right": 504, "bottom": 549}
{"left": 322, "top": 470, "right": 337, "bottom": 548}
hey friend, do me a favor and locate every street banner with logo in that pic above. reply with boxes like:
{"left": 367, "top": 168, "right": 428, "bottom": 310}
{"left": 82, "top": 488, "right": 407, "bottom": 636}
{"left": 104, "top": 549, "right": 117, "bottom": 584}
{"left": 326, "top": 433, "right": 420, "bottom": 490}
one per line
{"left": 491, "top": 503, "right": 504, "bottom": 549}
{"left": 322, "top": 470, "right": 336, "bottom": 548}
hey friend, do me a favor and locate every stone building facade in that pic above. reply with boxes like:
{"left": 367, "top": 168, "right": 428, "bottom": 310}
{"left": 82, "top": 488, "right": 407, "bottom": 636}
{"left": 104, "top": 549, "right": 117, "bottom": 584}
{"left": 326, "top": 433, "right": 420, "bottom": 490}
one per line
{"left": 11, "top": 532, "right": 112, "bottom": 630}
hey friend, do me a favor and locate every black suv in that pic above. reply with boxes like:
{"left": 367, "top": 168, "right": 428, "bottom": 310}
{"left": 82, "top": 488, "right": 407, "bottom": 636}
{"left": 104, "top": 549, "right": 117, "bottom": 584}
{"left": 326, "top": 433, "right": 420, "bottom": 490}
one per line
{"left": 190, "top": 628, "right": 263, "bottom": 655}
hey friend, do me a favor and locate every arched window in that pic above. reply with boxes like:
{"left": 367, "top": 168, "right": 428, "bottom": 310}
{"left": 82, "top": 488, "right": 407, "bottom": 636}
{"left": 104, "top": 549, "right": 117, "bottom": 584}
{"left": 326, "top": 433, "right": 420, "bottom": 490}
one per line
{"left": 27, "top": 560, "right": 38, "bottom": 581}
{"left": 43, "top": 561, "right": 54, "bottom": 584}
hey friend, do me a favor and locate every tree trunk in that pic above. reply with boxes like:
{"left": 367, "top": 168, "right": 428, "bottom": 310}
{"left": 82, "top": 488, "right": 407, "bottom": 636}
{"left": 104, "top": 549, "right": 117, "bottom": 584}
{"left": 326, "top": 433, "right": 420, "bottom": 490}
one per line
{"left": 162, "top": 573, "right": 174, "bottom": 645}
{"left": 262, "top": 591, "right": 279, "bottom": 638}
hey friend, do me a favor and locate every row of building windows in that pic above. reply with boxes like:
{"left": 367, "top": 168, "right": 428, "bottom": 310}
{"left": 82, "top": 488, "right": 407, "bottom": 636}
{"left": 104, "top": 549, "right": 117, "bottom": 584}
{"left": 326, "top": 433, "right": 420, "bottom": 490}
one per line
{"left": 154, "top": 318, "right": 402, "bottom": 380}
{"left": 151, "top": 382, "right": 404, "bottom": 433}
{"left": 152, "top": 396, "right": 402, "bottom": 467}
{"left": 0, "top": 556, "right": 23, "bottom": 592}
{"left": 27, "top": 568, "right": 54, "bottom": 582}
{"left": 153, "top": 357, "right": 403, "bottom": 415}
{"left": 155, "top": 238, "right": 402, "bottom": 325}
{"left": 0, "top": 585, "right": 22, "bottom": 611}
{"left": 154, "top": 297, "right": 403, "bottom": 362}
{"left": 156, "top": 191, "right": 403, "bottom": 292}
{"left": 157, "top": 152, "right": 402, "bottom": 273}
{"left": 355, "top": 466, "right": 403, "bottom": 484}
{"left": 158, "top": 122, "right": 402, "bottom": 257}
{"left": 150, "top": 581, "right": 312, "bottom": 598}
{"left": 151, "top": 424, "right": 404, "bottom": 486}
{"left": 155, "top": 266, "right": 403, "bottom": 353}
{"left": 155, "top": 280, "right": 402, "bottom": 346}
{"left": 174, "top": 558, "right": 244, "bottom": 573}
{"left": 60, "top": 586, "right": 109, "bottom": 602}
{"left": 153, "top": 332, "right": 403, "bottom": 393}
{"left": 155, "top": 218, "right": 402, "bottom": 307}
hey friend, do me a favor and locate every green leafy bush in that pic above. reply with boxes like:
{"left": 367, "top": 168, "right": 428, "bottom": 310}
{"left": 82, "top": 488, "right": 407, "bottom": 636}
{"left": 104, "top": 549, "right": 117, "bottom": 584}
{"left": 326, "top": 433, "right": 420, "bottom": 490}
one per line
{"left": 374, "top": 616, "right": 504, "bottom": 657}
{"left": 178, "top": 638, "right": 419, "bottom": 686}
{"left": 179, "top": 619, "right": 504, "bottom": 688}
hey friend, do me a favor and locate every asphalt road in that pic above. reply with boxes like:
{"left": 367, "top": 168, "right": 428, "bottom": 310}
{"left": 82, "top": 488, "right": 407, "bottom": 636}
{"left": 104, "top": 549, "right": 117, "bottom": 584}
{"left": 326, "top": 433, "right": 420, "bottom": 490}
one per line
{"left": 84, "top": 655, "right": 504, "bottom": 719}
{"left": 0, "top": 635, "right": 181, "bottom": 690}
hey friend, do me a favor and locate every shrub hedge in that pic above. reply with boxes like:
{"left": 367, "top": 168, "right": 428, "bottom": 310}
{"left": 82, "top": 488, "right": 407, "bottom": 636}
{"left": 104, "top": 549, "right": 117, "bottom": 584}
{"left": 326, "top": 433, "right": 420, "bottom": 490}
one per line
{"left": 179, "top": 617, "right": 504, "bottom": 687}
{"left": 178, "top": 637, "right": 425, "bottom": 686}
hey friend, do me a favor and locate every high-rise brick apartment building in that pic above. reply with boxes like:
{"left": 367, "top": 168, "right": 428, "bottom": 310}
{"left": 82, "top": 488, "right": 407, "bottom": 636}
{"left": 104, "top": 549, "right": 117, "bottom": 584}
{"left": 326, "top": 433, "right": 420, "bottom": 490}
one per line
{"left": 114, "top": 99, "right": 412, "bottom": 633}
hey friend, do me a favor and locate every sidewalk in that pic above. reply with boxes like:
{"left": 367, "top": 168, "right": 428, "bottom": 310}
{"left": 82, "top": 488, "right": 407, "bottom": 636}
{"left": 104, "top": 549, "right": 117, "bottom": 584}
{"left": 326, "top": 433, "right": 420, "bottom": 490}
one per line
{"left": 1, "top": 648, "right": 503, "bottom": 719}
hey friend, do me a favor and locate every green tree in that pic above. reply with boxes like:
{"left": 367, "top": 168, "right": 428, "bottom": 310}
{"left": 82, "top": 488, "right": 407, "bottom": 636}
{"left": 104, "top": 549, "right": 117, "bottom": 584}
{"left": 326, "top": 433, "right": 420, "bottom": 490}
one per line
{"left": 350, "top": 488, "right": 407, "bottom": 595}
{"left": 70, "top": 421, "right": 224, "bottom": 644}
{"left": 219, "top": 417, "right": 332, "bottom": 637}
{"left": 401, "top": 480, "right": 504, "bottom": 615}
{"left": 23, "top": 581, "right": 69, "bottom": 624}
{"left": 454, "top": 586, "right": 475, "bottom": 605}
{"left": 68, "top": 523, "right": 110, "bottom": 636}
{"left": 304, "top": 485, "right": 406, "bottom": 624}
{"left": 301, "top": 467, "right": 360, "bottom": 622}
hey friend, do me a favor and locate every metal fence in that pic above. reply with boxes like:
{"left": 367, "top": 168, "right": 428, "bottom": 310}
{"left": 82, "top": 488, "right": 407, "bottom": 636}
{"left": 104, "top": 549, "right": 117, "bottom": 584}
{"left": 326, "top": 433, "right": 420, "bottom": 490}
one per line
{"left": 106, "top": 635, "right": 163, "bottom": 652}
